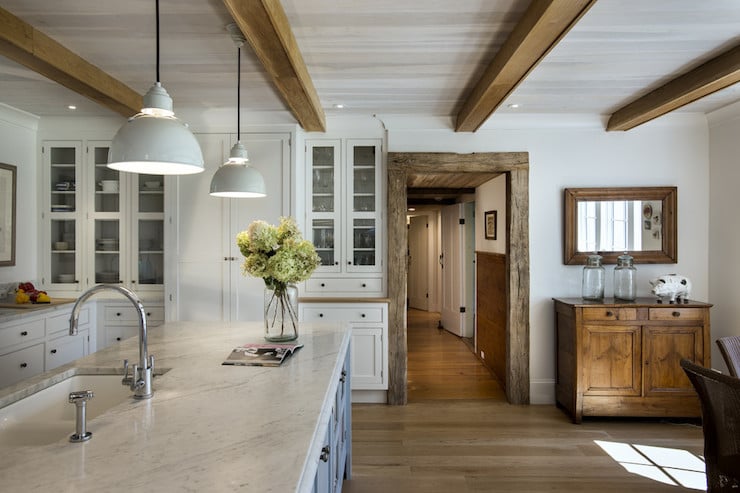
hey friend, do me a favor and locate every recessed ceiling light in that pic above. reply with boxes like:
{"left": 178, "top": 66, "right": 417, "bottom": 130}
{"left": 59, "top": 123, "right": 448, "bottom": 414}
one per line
{"left": 67, "top": 105, "right": 77, "bottom": 110}
{"left": 507, "top": 103, "right": 520, "bottom": 109}
{"left": 407, "top": 207, "right": 416, "bottom": 212}
{"left": 333, "top": 104, "right": 344, "bottom": 109}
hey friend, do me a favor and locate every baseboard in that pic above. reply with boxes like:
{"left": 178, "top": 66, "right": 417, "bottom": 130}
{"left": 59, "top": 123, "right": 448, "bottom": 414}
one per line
{"left": 351, "top": 390, "right": 387, "bottom": 403}
{"left": 530, "top": 379, "right": 556, "bottom": 405}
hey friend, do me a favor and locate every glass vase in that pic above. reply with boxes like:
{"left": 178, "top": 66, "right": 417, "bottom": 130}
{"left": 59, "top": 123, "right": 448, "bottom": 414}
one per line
{"left": 264, "top": 283, "right": 299, "bottom": 342}
{"left": 582, "top": 254, "right": 605, "bottom": 300}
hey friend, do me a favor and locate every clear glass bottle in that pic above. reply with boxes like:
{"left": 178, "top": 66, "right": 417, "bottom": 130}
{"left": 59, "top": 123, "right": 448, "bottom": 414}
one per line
{"left": 614, "top": 253, "right": 637, "bottom": 301}
{"left": 582, "top": 254, "right": 605, "bottom": 300}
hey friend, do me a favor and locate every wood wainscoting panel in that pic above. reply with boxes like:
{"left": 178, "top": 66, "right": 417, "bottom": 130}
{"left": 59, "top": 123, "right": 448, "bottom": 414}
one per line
{"left": 476, "top": 251, "right": 507, "bottom": 389}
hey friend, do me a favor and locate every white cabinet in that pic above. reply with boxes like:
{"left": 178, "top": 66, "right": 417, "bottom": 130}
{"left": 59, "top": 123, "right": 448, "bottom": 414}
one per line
{"left": 172, "top": 133, "right": 291, "bottom": 322}
{"left": 0, "top": 305, "right": 91, "bottom": 389}
{"left": 96, "top": 301, "right": 164, "bottom": 351}
{"left": 300, "top": 300, "right": 388, "bottom": 402}
{"left": 305, "top": 139, "right": 384, "bottom": 297}
{"left": 41, "top": 140, "right": 165, "bottom": 295}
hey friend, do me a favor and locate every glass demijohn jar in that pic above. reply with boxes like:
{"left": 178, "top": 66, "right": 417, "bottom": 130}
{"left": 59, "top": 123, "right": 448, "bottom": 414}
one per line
{"left": 582, "top": 254, "right": 605, "bottom": 300}
{"left": 613, "top": 253, "right": 637, "bottom": 301}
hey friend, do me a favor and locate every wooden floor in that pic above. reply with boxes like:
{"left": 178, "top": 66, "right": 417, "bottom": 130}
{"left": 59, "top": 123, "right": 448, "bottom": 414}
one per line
{"left": 344, "top": 309, "right": 706, "bottom": 493}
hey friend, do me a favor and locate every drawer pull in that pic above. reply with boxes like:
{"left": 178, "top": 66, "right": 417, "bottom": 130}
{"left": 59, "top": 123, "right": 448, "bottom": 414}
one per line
{"left": 361, "top": 313, "right": 366, "bottom": 318}
{"left": 362, "top": 283, "right": 367, "bottom": 288}
{"left": 319, "top": 313, "right": 324, "bottom": 318}
{"left": 19, "top": 363, "right": 27, "bottom": 368}
{"left": 334, "top": 261, "right": 339, "bottom": 265}
{"left": 605, "top": 311, "right": 613, "bottom": 317}
{"left": 116, "top": 337, "right": 122, "bottom": 341}
{"left": 20, "top": 331, "right": 28, "bottom": 336}
{"left": 320, "top": 446, "right": 330, "bottom": 462}
{"left": 50, "top": 349, "right": 57, "bottom": 354}
{"left": 320, "top": 283, "right": 325, "bottom": 287}
{"left": 146, "top": 312, "right": 152, "bottom": 317}
{"left": 672, "top": 311, "right": 681, "bottom": 317}
{"left": 116, "top": 312, "right": 121, "bottom": 317}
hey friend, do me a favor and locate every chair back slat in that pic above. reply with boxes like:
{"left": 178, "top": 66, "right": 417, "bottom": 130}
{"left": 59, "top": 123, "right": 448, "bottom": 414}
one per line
{"left": 716, "top": 336, "right": 740, "bottom": 377}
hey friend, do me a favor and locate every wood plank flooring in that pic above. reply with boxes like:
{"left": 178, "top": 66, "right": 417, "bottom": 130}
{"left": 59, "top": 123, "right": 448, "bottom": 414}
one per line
{"left": 344, "top": 309, "right": 706, "bottom": 493}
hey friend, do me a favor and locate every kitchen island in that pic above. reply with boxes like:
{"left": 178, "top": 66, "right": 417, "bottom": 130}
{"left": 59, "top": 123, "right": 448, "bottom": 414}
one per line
{"left": 0, "top": 320, "right": 351, "bottom": 492}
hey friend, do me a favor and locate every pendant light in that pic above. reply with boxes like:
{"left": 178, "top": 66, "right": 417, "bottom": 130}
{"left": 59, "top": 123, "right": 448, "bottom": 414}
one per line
{"left": 209, "top": 24, "right": 266, "bottom": 198}
{"left": 108, "top": 0, "right": 204, "bottom": 175}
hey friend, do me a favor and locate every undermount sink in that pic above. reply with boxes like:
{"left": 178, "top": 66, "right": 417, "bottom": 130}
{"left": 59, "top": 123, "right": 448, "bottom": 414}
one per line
{"left": 0, "top": 371, "right": 165, "bottom": 447}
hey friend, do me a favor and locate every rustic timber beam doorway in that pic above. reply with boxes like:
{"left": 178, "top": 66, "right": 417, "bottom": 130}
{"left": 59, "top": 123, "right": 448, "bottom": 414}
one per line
{"left": 387, "top": 152, "right": 530, "bottom": 405}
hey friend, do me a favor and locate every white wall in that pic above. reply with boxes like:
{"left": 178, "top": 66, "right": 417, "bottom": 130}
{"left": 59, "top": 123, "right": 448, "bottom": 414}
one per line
{"left": 0, "top": 105, "right": 39, "bottom": 284}
{"left": 708, "top": 102, "right": 740, "bottom": 374}
{"left": 475, "top": 174, "right": 506, "bottom": 253}
{"left": 385, "top": 112, "right": 710, "bottom": 404}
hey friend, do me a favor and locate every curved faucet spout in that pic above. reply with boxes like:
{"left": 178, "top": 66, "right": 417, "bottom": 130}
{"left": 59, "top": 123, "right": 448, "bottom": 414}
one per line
{"left": 69, "top": 284, "right": 153, "bottom": 399}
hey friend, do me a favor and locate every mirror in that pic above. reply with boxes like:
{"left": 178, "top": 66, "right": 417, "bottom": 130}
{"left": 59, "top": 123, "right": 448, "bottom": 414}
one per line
{"left": 564, "top": 187, "right": 677, "bottom": 265}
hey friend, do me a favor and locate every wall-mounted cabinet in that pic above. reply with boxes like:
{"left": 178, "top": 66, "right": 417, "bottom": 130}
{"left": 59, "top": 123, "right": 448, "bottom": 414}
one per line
{"left": 305, "top": 139, "right": 384, "bottom": 297}
{"left": 41, "top": 140, "right": 164, "bottom": 295}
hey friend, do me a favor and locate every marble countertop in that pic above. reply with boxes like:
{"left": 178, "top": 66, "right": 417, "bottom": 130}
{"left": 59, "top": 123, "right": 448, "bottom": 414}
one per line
{"left": 0, "top": 320, "right": 350, "bottom": 492}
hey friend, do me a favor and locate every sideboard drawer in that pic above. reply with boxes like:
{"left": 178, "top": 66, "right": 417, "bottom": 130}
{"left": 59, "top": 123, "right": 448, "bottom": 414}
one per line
{"left": 302, "top": 307, "right": 384, "bottom": 323}
{"left": 582, "top": 307, "right": 637, "bottom": 321}
{"left": 0, "top": 319, "right": 45, "bottom": 349}
{"left": 305, "top": 278, "right": 382, "bottom": 294}
{"left": 649, "top": 308, "right": 705, "bottom": 321}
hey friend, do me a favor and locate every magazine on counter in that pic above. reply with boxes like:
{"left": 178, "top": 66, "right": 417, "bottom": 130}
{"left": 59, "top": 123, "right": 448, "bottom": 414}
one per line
{"left": 222, "top": 343, "right": 304, "bottom": 367}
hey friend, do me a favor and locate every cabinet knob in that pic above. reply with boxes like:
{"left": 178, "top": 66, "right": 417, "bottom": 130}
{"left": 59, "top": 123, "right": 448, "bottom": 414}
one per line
{"left": 146, "top": 312, "right": 152, "bottom": 317}
{"left": 319, "top": 313, "right": 324, "bottom": 318}
{"left": 672, "top": 311, "right": 681, "bottom": 317}
{"left": 334, "top": 261, "right": 339, "bottom": 265}
{"left": 361, "top": 283, "right": 367, "bottom": 288}
{"left": 20, "top": 331, "right": 28, "bottom": 336}
{"left": 224, "top": 257, "right": 229, "bottom": 261}
{"left": 605, "top": 311, "right": 613, "bottom": 317}
{"left": 320, "top": 446, "right": 330, "bottom": 462}
{"left": 50, "top": 349, "right": 57, "bottom": 354}
{"left": 116, "top": 312, "right": 121, "bottom": 317}
{"left": 320, "top": 283, "right": 326, "bottom": 287}
{"left": 19, "top": 363, "right": 27, "bottom": 368}
{"left": 131, "top": 280, "right": 136, "bottom": 284}
{"left": 361, "top": 313, "right": 366, "bottom": 318}
{"left": 116, "top": 337, "right": 122, "bottom": 341}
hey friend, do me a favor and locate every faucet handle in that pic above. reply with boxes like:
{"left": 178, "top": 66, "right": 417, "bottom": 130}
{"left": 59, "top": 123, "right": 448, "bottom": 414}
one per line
{"left": 149, "top": 354, "right": 155, "bottom": 373}
{"left": 122, "top": 359, "right": 132, "bottom": 386}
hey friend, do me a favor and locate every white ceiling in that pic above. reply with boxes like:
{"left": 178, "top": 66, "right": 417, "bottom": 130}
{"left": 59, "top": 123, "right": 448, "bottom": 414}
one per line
{"left": 1, "top": 0, "right": 739, "bottom": 125}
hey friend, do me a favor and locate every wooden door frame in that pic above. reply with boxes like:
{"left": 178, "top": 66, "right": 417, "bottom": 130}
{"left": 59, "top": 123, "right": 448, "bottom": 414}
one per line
{"left": 387, "top": 152, "right": 530, "bottom": 405}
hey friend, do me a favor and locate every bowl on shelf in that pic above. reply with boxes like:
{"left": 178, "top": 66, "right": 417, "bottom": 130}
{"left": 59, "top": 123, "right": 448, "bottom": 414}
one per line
{"left": 144, "top": 181, "right": 161, "bottom": 190}
{"left": 57, "top": 274, "right": 75, "bottom": 283}
{"left": 97, "top": 238, "right": 118, "bottom": 251}
{"left": 100, "top": 180, "right": 119, "bottom": 192}
{"left": 53, "top": 241, "right": 68, "bottom": 250}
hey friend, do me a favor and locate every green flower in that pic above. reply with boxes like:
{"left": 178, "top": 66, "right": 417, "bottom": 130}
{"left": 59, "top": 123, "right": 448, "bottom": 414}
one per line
{"left": 237, "top": 217, "right": 320, "bottom": 286}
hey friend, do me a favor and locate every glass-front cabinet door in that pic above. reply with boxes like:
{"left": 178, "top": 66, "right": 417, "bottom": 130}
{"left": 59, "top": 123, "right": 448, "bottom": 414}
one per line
{"left": 346, "top": 140, "right": 382, "bottom": 273}
{"left": 90, "top": 141, "right": 123, "bottom": 285}
{"left": 308, "top": 140, "right": 341, "bottom": 273}
{"left": 135, "top": 175, "right": 165, "bottom": 290}
{"left": 45, "top": 142, "right": 83, "bottom": 291}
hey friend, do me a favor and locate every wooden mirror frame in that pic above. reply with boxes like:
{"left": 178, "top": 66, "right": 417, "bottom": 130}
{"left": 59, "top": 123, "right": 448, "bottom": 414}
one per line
{"left": 564, "top": 186, "right": 677, "bottom": 265}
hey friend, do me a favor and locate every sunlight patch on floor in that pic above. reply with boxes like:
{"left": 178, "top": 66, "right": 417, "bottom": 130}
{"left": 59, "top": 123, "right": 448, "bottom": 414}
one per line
{"left": 595, "top": 440, "right": 706, "bottom": 491}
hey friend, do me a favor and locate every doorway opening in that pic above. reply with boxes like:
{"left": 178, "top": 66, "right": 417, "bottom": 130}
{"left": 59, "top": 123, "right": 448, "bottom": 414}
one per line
{"left": 387, "top": 152, "right": 530, "bottom": 405}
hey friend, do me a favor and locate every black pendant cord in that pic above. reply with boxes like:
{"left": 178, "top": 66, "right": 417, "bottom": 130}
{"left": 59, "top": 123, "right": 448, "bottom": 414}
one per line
{"left": 155, "top": 0, "right": 160, "bottom": 83}
{"left": 237, "top": 47, "right": 241, "bottom": 141}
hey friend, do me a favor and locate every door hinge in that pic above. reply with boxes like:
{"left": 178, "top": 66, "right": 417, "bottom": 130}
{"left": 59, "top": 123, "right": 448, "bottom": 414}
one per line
{"left": 459, "top": 218, "right": 465, "bottom": 225}
{"left": 460, "top": 306, "right": 466, "bottom": 313}
{"left": 425, "top": 293, "right": 429, "bottom": 298}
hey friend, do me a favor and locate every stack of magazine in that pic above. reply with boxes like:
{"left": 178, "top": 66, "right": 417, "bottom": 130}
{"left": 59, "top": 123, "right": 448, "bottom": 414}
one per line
{"left": 222, "top": 343, "right": 303, "bottom": 367}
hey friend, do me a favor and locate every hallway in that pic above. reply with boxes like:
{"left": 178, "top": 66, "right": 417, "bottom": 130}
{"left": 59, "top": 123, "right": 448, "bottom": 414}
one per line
{"left": 406, "top": 308, "right": 504, "bottom": 402}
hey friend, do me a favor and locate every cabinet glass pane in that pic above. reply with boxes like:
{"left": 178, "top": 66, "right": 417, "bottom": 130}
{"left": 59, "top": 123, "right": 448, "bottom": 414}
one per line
{"left": 312, "top": 146, "right": 334, "bottom": 213}
{"left": 94, "top": 146, "right": 119, "bottom": 213}
{"left": 138, "top": 174, "right": 164, "bottom": 213}
{"left": 352, "top": 146, "right": 375, "bottom": 212}
{"left": 95, "top": 220, "right": 120, "bottom": 284}
{"left": 352, "top": 219, "right": 376, "bottom": 266}
{"left": 312, "top": 219, "right": 336, "bottom": 267}
{"left": 50, "top": 219, "right": 76, "bottom": 283}
{"left": 49, "top": 147, "right": 77, "bottom": 213}
{"left": 139, "top": 220, "right": 163, "bottom": 284}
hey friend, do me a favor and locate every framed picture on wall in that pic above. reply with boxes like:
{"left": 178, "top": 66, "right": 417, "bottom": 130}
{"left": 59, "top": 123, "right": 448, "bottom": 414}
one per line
{"left": 485, "top": 210, "right": 497, "bottom": 240}
{"left": 0, "top": 163, "right": 16, "bottom": 266}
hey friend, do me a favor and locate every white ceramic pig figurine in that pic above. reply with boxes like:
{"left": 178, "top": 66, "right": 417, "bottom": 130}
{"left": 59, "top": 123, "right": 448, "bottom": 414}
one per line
{"left": 650, "top": 275, "right": 692, "bottom": 304}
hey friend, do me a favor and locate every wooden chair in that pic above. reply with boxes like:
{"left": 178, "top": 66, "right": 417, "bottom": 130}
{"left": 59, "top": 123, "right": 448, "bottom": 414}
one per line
{"left": 680, "top": 359, "right": 740, "bottom": 492}
{"left": 716, "top": 336, "right": 740, "bottom": 377}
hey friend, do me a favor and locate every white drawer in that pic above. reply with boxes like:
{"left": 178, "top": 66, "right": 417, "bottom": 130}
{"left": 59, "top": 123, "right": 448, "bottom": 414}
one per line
{"left": 0, "top": 319, "right": 45, "bottom": 349}
{"left": 305, "top": 278, "right": 382, "bottom": 294}
{"left": 302, "top": 306, "right": 384, "bottom": 323}
{"left": 46, "top": 331, "right": 87, "bottom": 371}
{"left": 0, "top": 343, "right": 44, "bottom": 388}
{"left": 104, "top": 305, "right": 164, "bottom": 323}
{"left": 47, "top": 307, "right": 88, "bottom": 336}
{"left": 106, "top": 326, "right": 139, "bottom": 346}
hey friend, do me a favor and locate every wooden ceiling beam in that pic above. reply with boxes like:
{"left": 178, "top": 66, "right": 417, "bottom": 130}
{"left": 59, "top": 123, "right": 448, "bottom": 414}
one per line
{"left": 607, "top": 43, "right": 740, "bottom": 131}
{"left": 455, "top": 0, "right": 596, "bottom": 132}
{"left": 223, "top": 0, "right": 326, "bottom": 132}
{"left": 0, "top": 6, "right": 141, "bottom": 117}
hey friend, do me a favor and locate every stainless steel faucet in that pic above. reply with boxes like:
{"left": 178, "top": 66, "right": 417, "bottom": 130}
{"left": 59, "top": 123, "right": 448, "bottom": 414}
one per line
{"left": 69, "top": 284, "right": 154, "bottom": 399}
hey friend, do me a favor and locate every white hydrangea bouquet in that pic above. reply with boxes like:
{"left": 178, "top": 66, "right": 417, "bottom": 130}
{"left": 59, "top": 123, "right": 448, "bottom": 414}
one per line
{"left": 236, "top": 217, "right": 320, "bottom": 340}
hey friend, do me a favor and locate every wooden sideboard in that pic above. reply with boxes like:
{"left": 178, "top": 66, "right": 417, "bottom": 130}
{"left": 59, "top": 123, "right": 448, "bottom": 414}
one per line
{"left": 553, "top": 297, "right": 712, "bottom": 423}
